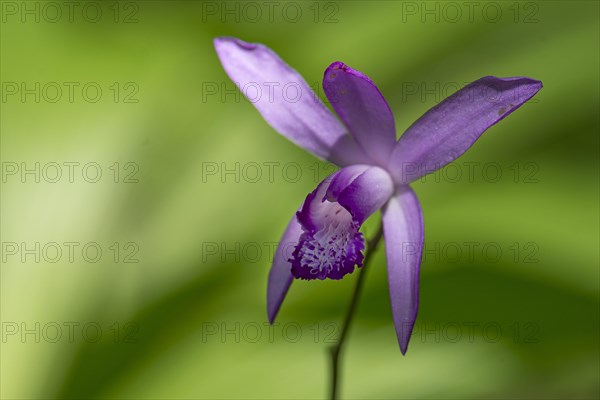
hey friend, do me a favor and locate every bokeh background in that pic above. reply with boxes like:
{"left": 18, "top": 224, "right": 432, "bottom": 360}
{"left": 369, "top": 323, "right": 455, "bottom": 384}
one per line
{"left": 1, "top": 1, "right": 599, "bottom": 399}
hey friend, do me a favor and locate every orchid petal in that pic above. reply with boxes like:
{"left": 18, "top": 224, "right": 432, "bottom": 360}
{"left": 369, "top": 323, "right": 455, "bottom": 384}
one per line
{"left": 389, "top": 76, "right": 542, "bottom": 183}
{"left": 214, "top": 37, "right": 367, "bottom": 166}
{"left": 323, "top": 62, "right": 397, "bottom": 163}
{"left": 298, "top": 166, "right": 393, "bottom": 231}
{"left": 325, "top": 165, "right": 370, "bottom": 203}
{"left": 382, "top": 186, "right": 424, "bottom": 354}
{"left": 334, "top": 166, "right": 394, "bottom": 224}
{"left": 292, "top": 166, "right": 393, "bottom": 280}
{"left": 267, "top": 212, "right": 303, "bottom": 323}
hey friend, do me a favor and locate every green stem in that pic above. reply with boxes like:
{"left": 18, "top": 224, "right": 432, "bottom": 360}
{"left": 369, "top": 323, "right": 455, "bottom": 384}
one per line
{"left": 329, "top": 222, "right": 384, "bottom": 399}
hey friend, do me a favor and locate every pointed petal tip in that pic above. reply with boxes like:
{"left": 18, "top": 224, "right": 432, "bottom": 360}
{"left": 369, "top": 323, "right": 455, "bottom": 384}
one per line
{"left": 523, "top": 77, "right": 543, "bottom": 88}
{"left": 529, "top": 78, "right": 543, "bottom": 94}
{"left": 481, "top": 75, "right": 542, "bottom": 85}
{"left": 487, "top": 75, "right": 543, "bottom": 95}
{"left": 325, "top": 61, "right": 347, "bottom": 72}
{"left": 323, "top": 61, "right": 345, "bottom": 82}
{"left": 324, "top": 61, "right": 373, "bottom": 84}
{"left": 515, "top": 76, "right": 543, "bottom": 95}
{"left": 213, "top": 36, "right": 258, "bottom": 51}
{"left": 397, "top": 322, "right": 417, "bottom": 356}
{"left": 523, "top": 79, "right": 543, "bottom": 98}
{"left": 267, "top": 280, "right": 287, "bottom": 325}
{"left": 213, "top": 36, "right": 230, "bottom": 49}
{"left": 399, "top": 332, "right": 412, "bottom": 355}
{"left": 267, "top": 292, "right": 286, "bottom": 324}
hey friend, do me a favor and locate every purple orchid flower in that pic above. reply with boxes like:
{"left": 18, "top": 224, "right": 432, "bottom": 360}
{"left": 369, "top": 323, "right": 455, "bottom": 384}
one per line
{"left": 214, "top": 37, "right": 542, "bottom": 354}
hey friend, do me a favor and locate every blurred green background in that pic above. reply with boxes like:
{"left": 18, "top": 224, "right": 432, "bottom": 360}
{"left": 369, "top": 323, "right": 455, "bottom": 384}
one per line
{"left": 1, "top": 1, "right": 598, "bottom": 399}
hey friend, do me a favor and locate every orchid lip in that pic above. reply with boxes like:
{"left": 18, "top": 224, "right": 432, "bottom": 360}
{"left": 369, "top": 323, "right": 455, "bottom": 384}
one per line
{"left": 289, "top": 166, "right": 393, "bottom": 281}
{"left": 290, "top": 198, "right": 365, "bottom": 280}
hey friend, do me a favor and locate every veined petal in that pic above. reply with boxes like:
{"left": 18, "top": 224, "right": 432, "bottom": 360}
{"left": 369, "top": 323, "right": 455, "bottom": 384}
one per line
{"left": 382, "top": 186, "right": 424, "bottom": 355}
{"left": 323, "top": 62, "right": 397, "bottom": 163}
{"left": 389, "top": 76, "right": 542, "bottom": 183}
{"left": 214, "top": 37, "right": 367, "bottom": 166}
{"left": 267, "top": 212, "right": 303, "bottom": 323}
{"left": 292, "top": 166, "right": 393, "bottom": 280}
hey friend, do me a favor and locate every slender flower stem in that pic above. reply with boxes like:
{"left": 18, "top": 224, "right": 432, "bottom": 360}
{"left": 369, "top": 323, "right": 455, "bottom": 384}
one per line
{"left": 329, "top": 222, "right": 384, "bottom": 399}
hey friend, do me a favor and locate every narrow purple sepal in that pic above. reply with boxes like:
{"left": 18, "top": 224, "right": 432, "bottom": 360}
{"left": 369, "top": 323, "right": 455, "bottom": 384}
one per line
{"left": 214, "top": 37, "right": 369, "bottom": 166}
{"left": 267, "top": 212, "right": 303, "bottom": 323}
{"left": 389, "top": 76, "right": 542, "bottom": 183}
{"left": 382, "top": 187, "right": 424, "bottom": 354}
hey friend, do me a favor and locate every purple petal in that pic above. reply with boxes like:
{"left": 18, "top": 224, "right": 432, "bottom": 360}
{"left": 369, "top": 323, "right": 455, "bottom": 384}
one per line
{"left": 325, "top": 165, "right": 370, "bottom": 202}
{"left": 323, "top": 62, "right": 397, "bottom": 163}
{"left": 334, "top": 166, "right": 395, "bottom": 224}
{"left": 298, "top": 166, "right": 394, "bottom": 231}
{"left": 267, "top": 212, "right": 303, "bottom": 323}
{"left": 382, "top": 186, "right": 424, "bottom": 354}
{"left": 389, "top": 76, "right": 543, "bottom": 183}
{"left": 214, "top": 37, "right": 367, "bottom": 166}
{"left": 291, "top": 166, "right": 393, "bottom": 280}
